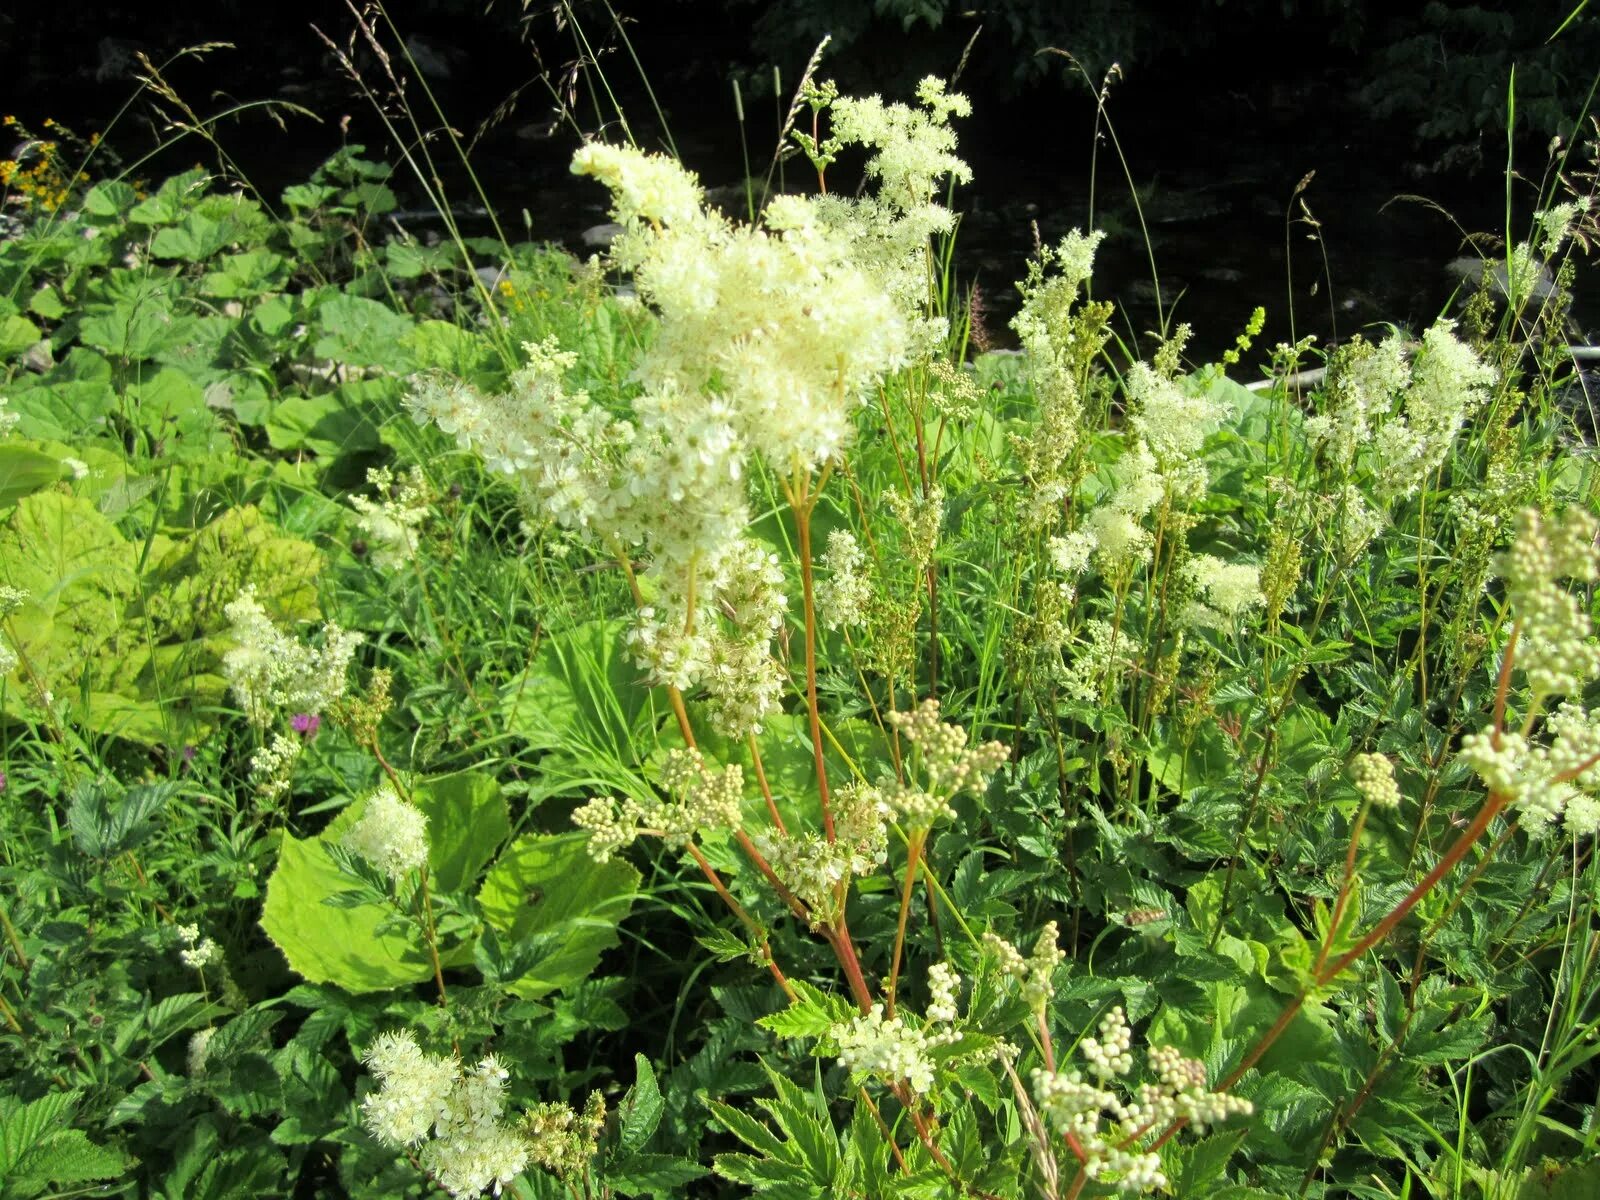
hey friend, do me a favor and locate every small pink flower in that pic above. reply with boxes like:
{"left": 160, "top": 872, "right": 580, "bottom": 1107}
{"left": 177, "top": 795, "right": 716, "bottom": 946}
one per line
{"left": 291, "top": 713, "right": 321, "bottom": 739}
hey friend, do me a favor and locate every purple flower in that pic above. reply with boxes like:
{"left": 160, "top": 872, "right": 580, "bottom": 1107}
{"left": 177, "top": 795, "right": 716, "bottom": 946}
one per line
{"left": 291, "top": 713, "right": 321, "bottom": 739}
{"left": 182, "top": 745, "right": 196, "bottom": 762}
{"left": 0, "top": 770, "right": 7, "bottom": 793}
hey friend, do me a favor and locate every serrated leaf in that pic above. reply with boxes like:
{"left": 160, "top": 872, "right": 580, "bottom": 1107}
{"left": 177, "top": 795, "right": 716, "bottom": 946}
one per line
{"left": 713, "top": 1152, "right": 819, "bottom": 1193}
{"left": 606, "top": 1152, "right": 709, "bottom": 1197}
{"left": 709, "top": 1101, "right": 790, "bottom": 1160}
{"left": 618, "top": 1054, "right": 663, "bottom": 1154}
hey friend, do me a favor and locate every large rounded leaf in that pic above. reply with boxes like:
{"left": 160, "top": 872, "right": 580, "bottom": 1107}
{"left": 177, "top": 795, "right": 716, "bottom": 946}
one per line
{"left": 260, "top": 771, "right": 509, "bottom": 993}
{"left": 477, "top": 832, "right": 638, "bottom": 999}
{"left": 259, "top": 824, "right": 434, "bottom": 994}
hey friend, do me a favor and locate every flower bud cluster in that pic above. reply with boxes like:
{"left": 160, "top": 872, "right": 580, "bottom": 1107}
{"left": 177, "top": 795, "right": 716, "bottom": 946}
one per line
{"left": 1031, "top": 1013, "right": 1252, "bottom": 1194}
{"left": 1081, "top": 1006, "right": 1135, "bottom": 1079}
{"left": 1350, "top": 752, "right": 1403, "bottom": 810}
{"left": 817, "top": 529, "right": 871, "bottom": 630}
{"left": 249, "top": 732, "right": 302, "bottom": 802}
{"left": 343, "top": 784, "right": 430, "bottom": 880}
{"left": 573, "top": 749, "right": 744, "bottom": 861}
{"left": 521, "top": 1094, "right": 605, "bottom": 1181}
{"left": 1459, "top": 701, "right": 1600, "bottom": 836}
{"left": 1501, "top": 507, "right": 1600, "bottom": 698}
{"left": 926, "top": 962, "right": 961, "bottom": 1025}
{"left": 348, "top": 465, "right": 430, "bottom": 570}
{"left": 222, "top": 585, "right": 363, "bottom": 727}
{"left": 361, "top": 1030, "right": 530, "bottom": 1197}
{"left": 886, "top": 698, "right": 1008, "bottom": 803}
{"left": 986, "top": 921, "right": 1064, "bottom": 1013}
{"left": 831, "top": 1003, "right": 936, "bottom": 1094}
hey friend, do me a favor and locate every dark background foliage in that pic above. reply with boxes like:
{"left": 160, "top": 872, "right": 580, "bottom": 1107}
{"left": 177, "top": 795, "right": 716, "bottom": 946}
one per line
{"left": 3, "top": 1, "right": 1595, "bottom": 367}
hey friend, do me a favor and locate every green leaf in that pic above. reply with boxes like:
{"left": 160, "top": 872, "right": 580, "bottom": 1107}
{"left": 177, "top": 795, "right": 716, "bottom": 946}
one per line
{"left": 411, "top": 770, "right": 510, "bottom": 894}
{"left": 618, "top": 1054, "right": 664, "bottom": 1154}
{"left": 3, "top": 350, "right": 117, "bottom": 442}
{"left": 0, "top": 314, "right": 41, "bottom": 359}
{"left": 1518, "top": 1157, "right": 1600, "bottom": 1199}
{"left": 82, "top": 180, "right": 138, "bottom": 220}
{"left": 606, "top": 1153, "right": 709, "bottom": 1197}
{"left": 200, "top": 249, "right": 289, "bottom": 299}
{"left": 0, "top": 490, "right": 136, "bottom": 702}
{"left": 27, "top": 285, "right": 66, "bottom": 321}
{"left": 0, "top": 444, "right": 64, "bottom": 508}
{"left": 757, "top": 980, "right": 851, "bottom": 1040}
{"left": 476, "top": 832, "right": 638, "bottom": 998}
{"left": 265, "top": 389, "right": 383, "bottom": 459}
{"left": 405, "top": 320, "right": 496, "bottom": 378}
{"left": 709, "top": 1101, "right": 790, "bottom": 1160}
{"left": 0, "top": 1091, "right": 129, "bottom": 1198}
{"left": 127, "top": 169, "right": 208, "bottom": 226}
{"left": 78, "top": 296, "right": 180, "bottom": 360}
{"left": 311, "top": 294, "right": 414, "bottom": 372}
{"left": 260, "top": 816, "right": 434, "bottom": 994}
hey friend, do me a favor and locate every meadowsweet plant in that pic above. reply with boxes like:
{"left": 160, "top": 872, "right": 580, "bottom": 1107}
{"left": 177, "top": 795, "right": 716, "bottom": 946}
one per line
{"left": 10, "top": 28, "right": 1600, "bottom": 1200}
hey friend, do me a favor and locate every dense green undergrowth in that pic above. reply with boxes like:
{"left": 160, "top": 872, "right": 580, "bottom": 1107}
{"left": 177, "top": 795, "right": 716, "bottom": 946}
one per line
{"left": 3, "top": 45, "right": 1600, "bottom": 1200}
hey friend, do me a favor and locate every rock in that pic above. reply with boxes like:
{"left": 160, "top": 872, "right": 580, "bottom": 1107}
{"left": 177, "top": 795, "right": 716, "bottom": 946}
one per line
{"left": 22, "top": 339, "right": 52, "bottom": 373}
{"left": 1446, "top": 255, "right": 1557, "bottom": 303}
{"left": 581, "top": 222, "right": 625, "bottom": 248}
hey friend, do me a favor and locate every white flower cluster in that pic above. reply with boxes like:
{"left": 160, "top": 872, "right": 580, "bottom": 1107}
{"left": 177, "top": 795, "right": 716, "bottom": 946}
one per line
{"left": 1061, "top": 618, "right": 1140, "bottom": 704}
{"left": 1501, "top": 507, "right": 1600, "bottom": 698}
{"left": 880, "top": 699, "right": 1008, "bottom": 829}
{"left": 1181, "top": 554, "right": 1264, "bottom": 629}
{"left": 1031, "top": 1009, "right": 1252, "bottom": 1195}
{"left": 1041, "top": 326, "right": 1225, "bottom": 574}
{"left": 414, "top": 83, "right": 973, "bottom": 733}
{"left": 361, "top": 1030, "right": 529, "bottom": 1198}
{"left": 1126, "top": 354, "right": 1229, "bottom": 500}
{"left": 1350, "top": 752, "right": 1403, "bottom": 810}
{"left": 754, "top": 831, "right": 848, "bottom": 913}
{"left": 986, "top": 921, "right": 1065, "bottom": 1013}
{"left": 809, "top": 76, "right": 973, "bottom": 355}
{"left": 831, "top": 1003, "right": 936, "bottom": 1094}
{"left": 1308, "top": 321, "right": 1493, "bottom": 503}
{"left": 1371, "top": 321, "right": 1494, "bottom": 501}
{"left": 348, "top": 465, "right": 429, "bottom": 570}
{"left": 1010, "top": 229, "right": 1107, "bottom": 524}
{"left": 187, "top": 1027, "right": 216, "bottom": 1077}
{"left": 817, "top": 529, "right": 871, "bottom": 630}
{"left": 222, "top": 585, "right": 363, "bottom": 727}
{"left": 1458, "top": 702, "right": 1600, "bottom": 836}
{"left": 0, "top": 395, "right": 16, "bottom": 438}
{"left": 343, "top": 784, "right": 430, "bottom": 879}
{"left": 175, "top": 922, "right": 222, "bottom": 970}
{"left": 926, "top": 961, "right": 961, "bottom": 1025}
{"left": 1082, "top": 442, "right": 1167, "bottom": 572}
{"left": 1305, "top": 335, "right": 1411, "bottom": 475}
{"left": 572, "top": 749, "right": 744, "bottom": 861}
{"left": 249, "top": 732, "right": 301, "bottom": 802}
